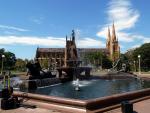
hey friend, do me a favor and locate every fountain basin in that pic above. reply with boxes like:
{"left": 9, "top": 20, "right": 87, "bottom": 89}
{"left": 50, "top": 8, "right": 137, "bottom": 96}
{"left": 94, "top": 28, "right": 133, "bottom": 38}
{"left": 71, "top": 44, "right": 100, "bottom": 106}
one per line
{"left": 22, "top": 78, "right": 149, "bottom": 100}
{"left": 1, "top": 74, "right": 150, "bottom": 112}
{"left": 13, "top": 88, "right": 150, "bottom": 113}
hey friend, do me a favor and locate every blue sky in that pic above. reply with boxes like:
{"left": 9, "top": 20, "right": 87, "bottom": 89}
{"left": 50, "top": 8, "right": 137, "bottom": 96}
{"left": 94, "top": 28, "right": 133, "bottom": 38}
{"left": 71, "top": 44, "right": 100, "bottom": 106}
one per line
{"left": 0, "top": 0, "right": 150, "bottom": 59}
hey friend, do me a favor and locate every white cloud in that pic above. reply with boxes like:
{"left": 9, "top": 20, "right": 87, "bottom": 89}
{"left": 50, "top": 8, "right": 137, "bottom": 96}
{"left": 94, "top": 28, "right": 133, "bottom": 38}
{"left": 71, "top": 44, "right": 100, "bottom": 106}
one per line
{"left": 107, "top": 0, "right": 139, "bottom": 30}
{"left": 131, "top": 44, "right": 141, "bottom": 49}
{"left": 30, "top": 17, "right": 44, "bottom": 24}
{"left": 143, "top": 38, "right": 150, "bottom": 43}
{"left": 77, "top": 38, "right": 105, "bottom": 48}
{"left": 0, "top": 36, "right": 65, "bottom": 47}
{"left": 97, "top": 0, "right": 140, "bottom": 43}
{"left": 130, "top": 34, "right": 150, "bottom": 43}
{"left": 0, "top": 35, "right": 105, "bottom": 48}
{"left": 0, "top": 25, "right": 29, "bottom": 32}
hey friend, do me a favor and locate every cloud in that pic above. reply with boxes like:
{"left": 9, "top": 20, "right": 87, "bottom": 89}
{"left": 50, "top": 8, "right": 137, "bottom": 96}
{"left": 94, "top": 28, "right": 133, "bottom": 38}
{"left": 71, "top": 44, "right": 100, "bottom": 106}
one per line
{"left": 107, "top": 0, "right": 139, "bottom": 30}
{"left": 0, "top": 35, "right": 105, "bottom": 48}
{"left": 0, "top": 36, "right": 65, "bottom": 47}
{"left": 143, "top": 38, "right": 150, "bottom": 43}
{"left": 97, "top": 0, "right": 141, "bottom": 43}
{"left": 30, "top": 17, "right": 44, "bottom": 24}
{"left": 77, "top": 38, "right": 105, "bottom": 48}
{"left": 0, "top": 25, "right": 29, "bottom": 32}
{"left": 131, "top": 44, "right": 141, "bottom": 49}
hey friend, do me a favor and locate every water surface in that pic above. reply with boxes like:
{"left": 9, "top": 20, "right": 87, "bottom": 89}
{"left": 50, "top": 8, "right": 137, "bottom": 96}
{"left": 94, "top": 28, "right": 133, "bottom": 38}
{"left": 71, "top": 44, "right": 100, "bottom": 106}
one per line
{"left": 27, "top": 78, "right": 150, "bottom": 100}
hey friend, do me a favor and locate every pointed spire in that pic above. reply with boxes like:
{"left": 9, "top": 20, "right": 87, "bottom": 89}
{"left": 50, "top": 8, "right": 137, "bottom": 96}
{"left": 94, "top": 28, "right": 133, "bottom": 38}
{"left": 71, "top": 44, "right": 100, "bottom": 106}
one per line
{"left": 112, "top": 22, "right": 116, "bottom": 41}
{"left": 107, "top": 27, "right": 111, "bottom": 41}
{"left": 106, "top": 27, "right": 111, "bottom": 50}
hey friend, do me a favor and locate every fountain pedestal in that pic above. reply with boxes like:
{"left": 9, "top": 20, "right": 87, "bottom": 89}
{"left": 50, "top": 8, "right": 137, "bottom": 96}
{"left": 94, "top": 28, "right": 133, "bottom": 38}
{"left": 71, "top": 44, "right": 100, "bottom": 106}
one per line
{"left": 57, "top": 30, "right": 91, "bottom": 81}
{"left": 57, "top": 66, "right": 91, "bottom": 80}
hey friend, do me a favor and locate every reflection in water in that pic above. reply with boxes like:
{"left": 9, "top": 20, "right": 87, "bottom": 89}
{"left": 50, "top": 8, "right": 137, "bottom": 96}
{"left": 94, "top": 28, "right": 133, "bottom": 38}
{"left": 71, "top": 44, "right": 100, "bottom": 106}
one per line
{"left": 0, "top": 77, "right": 150, "bottom": 100}
{"left": 28, "top": 78, "right": 149, "bottom": 100}
{"left": 142, "top": 80, "right": 150, "bottom": 88}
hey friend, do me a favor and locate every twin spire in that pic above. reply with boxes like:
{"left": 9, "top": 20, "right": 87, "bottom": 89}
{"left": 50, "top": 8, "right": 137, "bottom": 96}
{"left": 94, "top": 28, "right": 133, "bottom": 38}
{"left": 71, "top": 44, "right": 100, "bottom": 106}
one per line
{"left": 107, "top": 22, "right": 117, "bottom": 42}
{"left": 106, "top": 22, "right": 120, "bottom": 61}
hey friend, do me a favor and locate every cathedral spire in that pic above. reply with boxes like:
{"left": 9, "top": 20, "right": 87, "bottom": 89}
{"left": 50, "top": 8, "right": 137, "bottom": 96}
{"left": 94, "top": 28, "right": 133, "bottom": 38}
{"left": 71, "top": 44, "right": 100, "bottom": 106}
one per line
{"left": 112, "top": 22, "right": 116, "bottom": 41}
{"left": 106, "top": 27, "right": 111, "bottom": 50}
{"left": 107, "top": 27, "right": 111, "bottom": 41}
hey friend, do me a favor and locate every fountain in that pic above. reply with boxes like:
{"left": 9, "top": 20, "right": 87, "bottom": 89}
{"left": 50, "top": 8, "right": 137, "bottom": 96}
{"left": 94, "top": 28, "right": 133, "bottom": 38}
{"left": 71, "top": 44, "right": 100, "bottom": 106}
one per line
{"left": 57, "top": 30, "right": 91, "bottom": 81}
{"left": 0, "top": 30, "right": 150, "bottom": 113}
{"left": 14, "top": 30, "right": 91, "bottom": 90}
{"left": 14, "top": 31, "right": 150, "bottom": 99}
{"left": 74, "top": 78, "right": 80, "bottom": 91}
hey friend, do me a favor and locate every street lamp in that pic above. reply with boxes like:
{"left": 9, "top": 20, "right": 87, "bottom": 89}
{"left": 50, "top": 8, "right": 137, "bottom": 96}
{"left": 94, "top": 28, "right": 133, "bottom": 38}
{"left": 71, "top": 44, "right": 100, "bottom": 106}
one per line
{"left": 138, "top": 55, "right": 141, "bottom": 75}
{"left": 101, "top": 56, "right": 103, "bottom": 70}
{"left": 1, "top": 55, "right": 5, "bottom": 75}
{"left": 133, "top": 60, "right": 136, "bottom": 72}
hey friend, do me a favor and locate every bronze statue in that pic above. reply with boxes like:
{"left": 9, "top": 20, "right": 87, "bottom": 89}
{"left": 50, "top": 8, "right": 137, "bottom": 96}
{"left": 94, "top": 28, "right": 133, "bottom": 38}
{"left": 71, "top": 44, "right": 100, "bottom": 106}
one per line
{"left": 26, "top": 60, "right": 54, "bottom": 80}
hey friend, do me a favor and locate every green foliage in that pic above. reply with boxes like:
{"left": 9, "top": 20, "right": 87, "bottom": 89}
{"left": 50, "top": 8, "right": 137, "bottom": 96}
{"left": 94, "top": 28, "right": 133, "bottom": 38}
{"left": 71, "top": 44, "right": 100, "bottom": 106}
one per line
{"left": 15, "top": 58, "right": 28, "bottom": 71}
{"left": 125, "top": 43, "right": 150, "bottom": 71}
{"left": 133, "top": 43, "right": 150, "bottom": 71}
{"left": 117, "top": 54, "right": 131, "bottom": 72}
{"left": 0, "top": 48, "right": 16, "bottom": 70}
{"left": 41, "top": 59, "right": 49, "bottom": 69}
{"left": 83, "top": 52, "right": 112, "bottom": 69}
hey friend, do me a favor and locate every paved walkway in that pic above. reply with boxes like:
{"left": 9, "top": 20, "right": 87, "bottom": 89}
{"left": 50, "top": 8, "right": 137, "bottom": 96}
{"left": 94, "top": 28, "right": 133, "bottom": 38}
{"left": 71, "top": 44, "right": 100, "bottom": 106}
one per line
{"left": 0, "top": 98, "right": 61, "bottom": 113}
{"left": 105, "top": 98, "right": 150, "bottom": 113}
{"left": 0, "top": 98, "right": 150, "bottom": 113}
{"left": 134, "top": 72, "right": 150, "bottom": 81}
{"left": 134, "top": 72, "right": 150, "bottom": 77}
{"left": 0, "top": 107, "right": 61, "bottom": 113}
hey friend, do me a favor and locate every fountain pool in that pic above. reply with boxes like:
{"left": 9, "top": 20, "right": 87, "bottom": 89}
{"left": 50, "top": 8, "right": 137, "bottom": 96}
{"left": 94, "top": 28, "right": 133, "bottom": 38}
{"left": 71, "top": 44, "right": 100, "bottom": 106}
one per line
{"left": 0, "top": 77, "right": 150, "bottom": 100}
{"left": 19, "top": 78, "right": 150, "bottom": 100}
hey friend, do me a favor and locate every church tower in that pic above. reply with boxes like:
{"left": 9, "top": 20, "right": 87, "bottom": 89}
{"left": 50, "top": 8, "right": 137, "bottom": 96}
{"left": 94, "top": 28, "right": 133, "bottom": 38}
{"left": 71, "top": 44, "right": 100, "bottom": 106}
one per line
{"left": 106, "top": 23, "right": 120, "bottom": 62}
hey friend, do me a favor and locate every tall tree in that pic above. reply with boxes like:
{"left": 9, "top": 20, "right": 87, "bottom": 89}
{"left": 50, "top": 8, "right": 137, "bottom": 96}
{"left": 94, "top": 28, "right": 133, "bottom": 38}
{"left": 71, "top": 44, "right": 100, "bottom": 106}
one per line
{"left": 0, "top": 48, "right": 16, "bottom": 70}
{"left": 132, "top": 43, "right": 150, "bottom": 71}
{"left": 83, "top": 52, "right": 112, "bottom": 69}
{"left": 15, "top": 58, "right": 27, "bottom": 71}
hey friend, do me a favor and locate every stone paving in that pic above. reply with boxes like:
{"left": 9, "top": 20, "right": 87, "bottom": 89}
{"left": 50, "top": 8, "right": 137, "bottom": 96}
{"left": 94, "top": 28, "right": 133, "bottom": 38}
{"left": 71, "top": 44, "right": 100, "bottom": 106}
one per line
{"left": 104, "top": 98, "right": 150, "bottom": 113}
{"left": 0, "top": 107, "right": 61, "bottom": 113}
{"left": 0, "top": 98, "right": 61, "bottom": 113}
{"left": 0, "top": 98, "right": 150, "bottom": 113}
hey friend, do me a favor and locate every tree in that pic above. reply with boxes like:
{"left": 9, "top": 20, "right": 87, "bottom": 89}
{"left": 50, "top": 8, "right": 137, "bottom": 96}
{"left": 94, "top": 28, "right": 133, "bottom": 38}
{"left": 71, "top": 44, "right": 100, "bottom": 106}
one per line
{"left": 132, "top": 43, "right": 150, "bottom": 71}
{"left": 125, "top": 43, "right": 150, "bottom": 72}
{"left": 15, "top": 58, "right": 27, "bottom": 71}
{"left": 83, "top": 52, "right": 112, "bottom": 69}
{"left": 117, "top": 54, "right": 131, "bottom": 72}
{"left": 0, "top": 48, "right": 16, "bottom": 70}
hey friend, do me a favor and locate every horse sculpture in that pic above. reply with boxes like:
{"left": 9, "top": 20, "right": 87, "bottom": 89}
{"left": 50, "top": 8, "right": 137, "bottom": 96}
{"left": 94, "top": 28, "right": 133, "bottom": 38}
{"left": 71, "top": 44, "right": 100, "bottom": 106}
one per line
{"left": 26, "top": 60, "right": 55, "bottom": 80}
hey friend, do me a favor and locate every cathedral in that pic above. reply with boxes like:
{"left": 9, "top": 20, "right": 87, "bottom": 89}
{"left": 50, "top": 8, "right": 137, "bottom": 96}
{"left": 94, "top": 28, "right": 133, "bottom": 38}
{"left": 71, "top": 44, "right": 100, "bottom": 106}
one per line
{"left": 35, "top": 23, "right": 120, "bottom": 68}
{"left": 106, "top": 23, "right": 120, "bottom": 61}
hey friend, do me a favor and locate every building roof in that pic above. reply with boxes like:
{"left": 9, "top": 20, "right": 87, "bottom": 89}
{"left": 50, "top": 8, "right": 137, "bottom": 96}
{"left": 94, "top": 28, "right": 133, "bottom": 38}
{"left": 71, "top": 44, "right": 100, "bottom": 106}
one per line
{"left": 37, "top": 48, "right": 65, "bottom": 53}
{"left": 36, "top": 48, "right": 109, "bottom": 58}
{"left": 37, "top": 48, "right": 107, "bottom": 53}
{"left": 77, "top": 48, "right": 107, "bottom": 53}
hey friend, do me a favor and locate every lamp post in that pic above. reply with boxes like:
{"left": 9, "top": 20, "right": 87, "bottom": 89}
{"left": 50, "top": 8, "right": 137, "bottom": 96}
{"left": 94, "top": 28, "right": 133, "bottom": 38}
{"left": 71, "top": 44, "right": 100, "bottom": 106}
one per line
{"left": 138, "top": 55, "right": 141, "bottom": 75}
{"left": 101, "top": 56, "right": 103, "bottom": 70}
{"left": 1, "top": 55, "right": 5, "bottom": 75}
{"left": 133, "top": 60, "right": 136, "bottom": 72}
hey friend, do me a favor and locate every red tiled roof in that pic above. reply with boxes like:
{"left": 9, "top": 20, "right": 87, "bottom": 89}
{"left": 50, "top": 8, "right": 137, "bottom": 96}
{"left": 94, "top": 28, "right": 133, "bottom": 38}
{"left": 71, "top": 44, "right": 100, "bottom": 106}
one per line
{"left": 37, "top": 48, "right": 108, "bottom": 53}
{"left": 37, "top": 48, "right": 65, "bottom": 53}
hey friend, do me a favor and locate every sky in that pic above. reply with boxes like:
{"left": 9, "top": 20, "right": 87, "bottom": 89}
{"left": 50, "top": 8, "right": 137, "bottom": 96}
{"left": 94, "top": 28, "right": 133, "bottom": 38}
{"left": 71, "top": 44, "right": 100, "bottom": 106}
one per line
{"left": 0, "top": 0, "right": 150, "bottom": 59}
